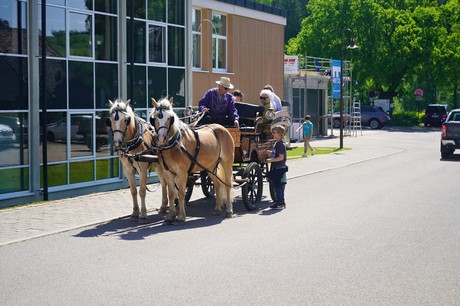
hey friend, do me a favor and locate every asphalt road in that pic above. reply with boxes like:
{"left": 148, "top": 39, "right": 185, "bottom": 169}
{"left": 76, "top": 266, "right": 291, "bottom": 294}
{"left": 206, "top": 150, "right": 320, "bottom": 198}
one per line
{"left": 0, "top": 128, "right": 458, "bottom": 305}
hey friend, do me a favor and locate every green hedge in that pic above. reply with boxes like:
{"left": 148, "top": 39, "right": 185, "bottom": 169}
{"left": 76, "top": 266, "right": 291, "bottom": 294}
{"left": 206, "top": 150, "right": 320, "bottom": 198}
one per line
{"left": 389, "top": 111, "right": 423, "bottom": 126}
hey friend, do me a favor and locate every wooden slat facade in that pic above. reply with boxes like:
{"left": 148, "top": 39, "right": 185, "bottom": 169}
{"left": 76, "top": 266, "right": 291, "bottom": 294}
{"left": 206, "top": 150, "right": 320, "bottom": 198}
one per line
{"left": 192, "top": 10, "right": 285, "bottom": 107}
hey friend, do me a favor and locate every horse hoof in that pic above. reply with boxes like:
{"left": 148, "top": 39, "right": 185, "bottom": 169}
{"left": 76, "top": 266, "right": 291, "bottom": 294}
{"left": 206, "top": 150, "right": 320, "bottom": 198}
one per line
{"left": 138, "top": 218, "right": 147, "bottom": 224}
{"left": 158, "top": 207, "right": 167, "bottom": 214}
{"left": 173, "top": 220, "right": 186, "bottom": 226}
{"left": 212, "top": 209, "right": 221, "bottom": 215}
{"left": 163, "top": 219, "right": 174, "bottom": 225}
{"left": 225, "top": 212, "right": 233, "bottom": 218}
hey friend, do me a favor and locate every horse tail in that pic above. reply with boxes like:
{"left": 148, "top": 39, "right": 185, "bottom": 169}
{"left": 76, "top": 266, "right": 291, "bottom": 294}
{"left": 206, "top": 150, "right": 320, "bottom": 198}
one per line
{"left": 213, "top": 127, "right": 235, "bottom": 209}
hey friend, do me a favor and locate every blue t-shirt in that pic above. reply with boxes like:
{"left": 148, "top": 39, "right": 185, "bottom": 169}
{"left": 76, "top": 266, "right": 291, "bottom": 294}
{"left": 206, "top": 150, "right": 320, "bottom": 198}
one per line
{"left": 302, "top": 121, "right": 313, "bottom": 136}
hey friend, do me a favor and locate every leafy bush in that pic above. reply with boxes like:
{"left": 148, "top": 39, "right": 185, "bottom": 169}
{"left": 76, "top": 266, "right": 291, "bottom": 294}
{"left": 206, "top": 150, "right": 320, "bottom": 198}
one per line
{"left": 389, "top": 110, "right": 423, "bottom": 126}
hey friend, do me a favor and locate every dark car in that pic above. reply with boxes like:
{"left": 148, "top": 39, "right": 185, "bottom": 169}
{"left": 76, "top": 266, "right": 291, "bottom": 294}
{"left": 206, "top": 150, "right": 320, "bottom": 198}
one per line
{"left": 333, "top": 105, "right": 391, "bottom": 129}
{"left": 440, "top": 109, "right": 460, "bottom": 159}
{"left": 424, "top": 104, "right": 448, "bottom": 127}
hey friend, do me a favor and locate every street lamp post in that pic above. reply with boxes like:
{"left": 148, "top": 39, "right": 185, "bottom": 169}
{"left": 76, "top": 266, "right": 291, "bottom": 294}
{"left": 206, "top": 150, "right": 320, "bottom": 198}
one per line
{"left": 340, "top": 28, "right": 358, "bottom": 149}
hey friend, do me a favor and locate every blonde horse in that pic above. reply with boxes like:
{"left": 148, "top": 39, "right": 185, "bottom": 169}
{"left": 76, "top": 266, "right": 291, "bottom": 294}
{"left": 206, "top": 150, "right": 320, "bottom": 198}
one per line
{"left": 106, "top": 99, "right": 171, "bottom": 223}
{"left": 149, "top": 97, "right": 235, "bottom": 224}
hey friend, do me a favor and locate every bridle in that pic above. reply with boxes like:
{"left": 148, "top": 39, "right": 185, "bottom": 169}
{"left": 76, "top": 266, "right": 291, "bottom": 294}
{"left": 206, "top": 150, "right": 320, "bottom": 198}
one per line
{"left": 106, "top": 103, "right": 146, "bottom": 153}
{"left": 150, "top": 103, "right": 182, "bottom": 151}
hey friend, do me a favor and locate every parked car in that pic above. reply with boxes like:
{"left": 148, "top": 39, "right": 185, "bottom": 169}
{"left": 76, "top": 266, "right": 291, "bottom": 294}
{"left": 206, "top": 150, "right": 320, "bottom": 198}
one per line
{"left": 424, "top": 104, "right": 448, "bottom": 127}
{"left": 0, "top": 114, "right": 28, "bottom": 144}
{"left": 332, "top": 105, "right": 391, "bottom": 129}
{"left": 0, "top": 123, "right": 16, "bottom": 147}
{"left": 440, "top": 109, "right": 460, "bottom": 159}
{"left": 47, "top": 116, "right": 84, "bottom": 142}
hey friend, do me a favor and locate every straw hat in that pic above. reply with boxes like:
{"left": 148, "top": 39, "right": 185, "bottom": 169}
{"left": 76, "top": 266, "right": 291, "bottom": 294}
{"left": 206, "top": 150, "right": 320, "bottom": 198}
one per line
{"left": 216, "top": 77, "right": 234, "bottom": 90}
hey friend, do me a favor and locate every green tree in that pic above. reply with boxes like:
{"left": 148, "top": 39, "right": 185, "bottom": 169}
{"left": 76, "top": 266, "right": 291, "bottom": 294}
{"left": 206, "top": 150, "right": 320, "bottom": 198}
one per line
{"left": 286, "top": 0, "right": 460, "bottom": 110}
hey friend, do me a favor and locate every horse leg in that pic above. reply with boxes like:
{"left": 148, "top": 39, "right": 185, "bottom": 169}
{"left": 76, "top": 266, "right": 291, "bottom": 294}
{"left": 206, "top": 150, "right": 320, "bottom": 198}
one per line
{"left": 125, "top": 173, "right": 139, "bottom": 218}
{"left": 224, "top": 184, "right": 234, "bottom": 218}
{"left": 223, "top": 166, "right": 234, "bottom": 218}
{"left": 158, "top": 182, "right": 168, "bottom": 214}
{"left": 137, "top": 169, "right": 148, "bottom": 224}
{"left": 175, "top": 176, "right": 187, "bottom": 224}
{"left": 164, "top": 173, "right": 177, "bottom": 223}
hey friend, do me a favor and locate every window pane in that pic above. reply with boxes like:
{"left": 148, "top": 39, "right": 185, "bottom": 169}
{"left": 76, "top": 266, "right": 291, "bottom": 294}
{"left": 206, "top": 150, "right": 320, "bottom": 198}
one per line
{"left": 70, "top": 114, "right": 94, "bottom": 158}
{"left": 70, "top": 160, "right": 95, "bottom": 184}
{"left": 0, "top": 112, "right": 28, "bottom": 167}
{"left": 69, "top": 61, "right": 94, "bottom": 109}
{"left": 128, "top": 0, "right": 146, "bottom": 19}
{"left": 148, "top": 66, "right": 166, "bottom": 101}
{"left": 95, "top": 111, "right": 113, "bottom": 157}
{"left": 44, "top": 112, "right": 68, "bottom": 162}
{"left": 192, "top": 9, "right": 201, "bottom": 31}
{"left": 44, "top": 6, "right": 66, "bottom": 57}
{"left": 168, "top": 26, "right": 184, "bottom": 66}
{"left": 217, "top": 38, "right": 226, "bottom": 69}
{"left": 147, "top": 0, "right": 165, "bottom": 22}
{"left": 42, "top": 163, "right": 67, "bottom": 187}
{"left": 96, "top": 158, "right": 119, "bottom": 179}
{"left": 168, "top": 0, "right": 184, "bottom": 25}
{"left": 95, "top": 14, "right": 117, "bottom": 61}
{"left": 44, "top": 59, "right": 67, "bottom": 110}
{"left": 0, "top": 167, "right": 29, "bottom": 194}
{"left": 168, "top": 68, "right": 185, "bottom": 108}
{"left": 127, "top": 20, "right": 146, "bottom": 63}
{"left": 95, "top": 0, "right": 117, "bottom": 14}
{"left": 127, "top": 65, "right": 146, "bottom": 108}
{"left": 67, "top": 0, "right": 93, "bottom": 10}
{"left": 96, "top": 63, "right": 118, "bottom": 108}
{"left": 192, "top": 33, "right": 201, "bottom": 68}
{"left": 0, "top": 0, "right": 27, "bottom": 54}
{"left": 0, "top": 56, "right": 28, "bottom": 110}
{"left": 212, "top": 37, "right": 216, "bottom": 69}
{"left": 212, "top": 13, "right": 226, "bottom": 36}
{"left": 148, "top": 25, "right": 165, "bottom": 63}
{"left": 69, "top": 12, "right": 92, "bottom": 57}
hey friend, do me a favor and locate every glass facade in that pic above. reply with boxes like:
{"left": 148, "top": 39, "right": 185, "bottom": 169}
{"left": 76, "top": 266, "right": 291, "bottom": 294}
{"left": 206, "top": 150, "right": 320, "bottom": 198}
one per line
{"left": 0, "top": 0, "right": 187, "bottom": 200}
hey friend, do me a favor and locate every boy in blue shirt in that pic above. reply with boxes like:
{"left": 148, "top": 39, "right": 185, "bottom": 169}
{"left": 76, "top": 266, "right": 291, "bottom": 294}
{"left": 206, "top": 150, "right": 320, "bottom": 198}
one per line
{"left": 296, "top": 115, "right": 314, "bottom": 157}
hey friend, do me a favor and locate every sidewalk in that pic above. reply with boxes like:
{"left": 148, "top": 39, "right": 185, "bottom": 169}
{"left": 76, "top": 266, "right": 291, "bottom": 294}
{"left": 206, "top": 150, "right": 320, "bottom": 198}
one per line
{"left": 0, "top": 130, "right": 402, "bottom": 246}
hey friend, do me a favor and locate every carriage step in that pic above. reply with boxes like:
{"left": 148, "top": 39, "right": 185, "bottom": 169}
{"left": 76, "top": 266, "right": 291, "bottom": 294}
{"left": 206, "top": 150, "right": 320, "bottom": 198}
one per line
{"left": 134, "top": 154, "right": 159, "bottom": 163}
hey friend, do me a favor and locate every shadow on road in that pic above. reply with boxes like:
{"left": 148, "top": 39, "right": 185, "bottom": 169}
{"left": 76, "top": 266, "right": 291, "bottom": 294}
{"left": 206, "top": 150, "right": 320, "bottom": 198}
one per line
{"left": 74, "top": 195, "right": 276, "bottom": 241}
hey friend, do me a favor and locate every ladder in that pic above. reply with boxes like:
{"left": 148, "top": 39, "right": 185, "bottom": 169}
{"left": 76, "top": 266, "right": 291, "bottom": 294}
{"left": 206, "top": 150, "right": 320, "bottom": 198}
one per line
{"left": 351, "top": 100, "right": 362, "bottom": 136}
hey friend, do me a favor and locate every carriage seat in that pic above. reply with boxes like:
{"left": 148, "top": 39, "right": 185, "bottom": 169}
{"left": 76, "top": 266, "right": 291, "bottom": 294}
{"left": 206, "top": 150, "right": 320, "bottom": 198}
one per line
{"left": 235, "top": 102, "right": 264, "bottom": 127}
{"left": 271, "top": 110, "right": 291, "bottom": 128}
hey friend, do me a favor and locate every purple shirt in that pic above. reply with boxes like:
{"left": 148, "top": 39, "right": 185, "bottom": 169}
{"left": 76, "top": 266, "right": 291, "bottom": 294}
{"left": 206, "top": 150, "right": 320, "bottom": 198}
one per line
{"left": 198, "top": 88, "right": 239, "bottom": 121}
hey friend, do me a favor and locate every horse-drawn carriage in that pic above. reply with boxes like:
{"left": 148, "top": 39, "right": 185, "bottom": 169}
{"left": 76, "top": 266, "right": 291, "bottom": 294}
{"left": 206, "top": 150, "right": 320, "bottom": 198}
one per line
{"left": 181, "top": 101, "right": 291, "bottom": 211}
{"left": 106, "top": 98, "right": 290, "bottom": 224}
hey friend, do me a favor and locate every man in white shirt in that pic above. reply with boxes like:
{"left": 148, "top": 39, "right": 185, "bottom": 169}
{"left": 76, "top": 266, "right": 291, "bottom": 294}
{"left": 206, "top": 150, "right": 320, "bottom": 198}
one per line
{"left": 264, "top": 85, "right": 283, "bottom": 112}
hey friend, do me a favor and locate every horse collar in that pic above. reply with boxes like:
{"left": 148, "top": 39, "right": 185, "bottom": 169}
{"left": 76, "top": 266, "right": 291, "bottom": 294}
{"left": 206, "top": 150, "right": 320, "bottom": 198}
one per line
{"left": 125, "top": 120, "right": 144, "bottom": 151}
{"left": 157, "top": 129, "right": 181, "bottom": 151}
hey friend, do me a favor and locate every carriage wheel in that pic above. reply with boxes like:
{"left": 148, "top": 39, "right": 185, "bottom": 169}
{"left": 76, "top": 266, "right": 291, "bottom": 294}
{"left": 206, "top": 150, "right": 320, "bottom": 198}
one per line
{"left": 200, "top": 171, "right": 215, "bottom": 198}
{"left": 241, "top": 162, "right": 263, "bottom": 211}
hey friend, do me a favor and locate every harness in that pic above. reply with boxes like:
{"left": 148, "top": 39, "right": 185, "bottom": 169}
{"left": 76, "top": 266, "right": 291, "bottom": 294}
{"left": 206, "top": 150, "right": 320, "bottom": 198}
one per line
{"left": 109, "top": 105, "right": 157, "bottom": 169}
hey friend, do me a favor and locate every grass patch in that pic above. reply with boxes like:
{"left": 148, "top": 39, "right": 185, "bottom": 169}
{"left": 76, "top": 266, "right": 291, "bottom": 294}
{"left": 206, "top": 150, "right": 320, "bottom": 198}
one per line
{"left": 287, "top": 146, "right": 348, "bottom": 159}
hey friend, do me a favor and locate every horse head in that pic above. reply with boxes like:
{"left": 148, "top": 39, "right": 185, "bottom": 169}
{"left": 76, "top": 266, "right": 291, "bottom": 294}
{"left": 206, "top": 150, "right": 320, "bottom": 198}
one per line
{"left": 150, "top": 97, "right": 181, "bottom": 147}
{"left": 106, "top": 99, "right": 135, "bottom": 149}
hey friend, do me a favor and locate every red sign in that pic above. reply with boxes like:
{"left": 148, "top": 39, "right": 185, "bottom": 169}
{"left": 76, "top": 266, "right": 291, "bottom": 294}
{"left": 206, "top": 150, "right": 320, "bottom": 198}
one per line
{"left": 414, "top": 88, "right": 424, "bottom": 96}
